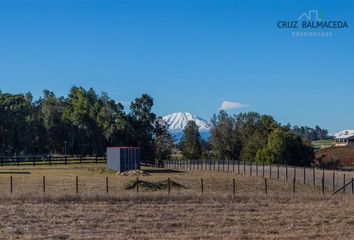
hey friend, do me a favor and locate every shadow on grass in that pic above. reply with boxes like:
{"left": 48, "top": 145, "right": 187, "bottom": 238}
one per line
{"left": 124, "top": 179, "right": 188, "bottom": 191}
{"left": 0, "top": 172, "right": 31, "bottom": 174}
{"left": 144, "top": 169, "right": 184, "bottom": 174}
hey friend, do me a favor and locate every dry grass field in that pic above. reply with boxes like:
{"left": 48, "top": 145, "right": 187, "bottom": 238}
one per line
{"left": 0, "top": 193, "right": 353, "bottom": 239}
{"left": 0, "top": 163, "right": 335, "bottom": 195}
{"left": 0, "top": 164, "right": 353, "bottom": 239}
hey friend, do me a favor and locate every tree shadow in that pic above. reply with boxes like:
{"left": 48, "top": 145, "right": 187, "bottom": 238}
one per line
{"left": 144, "top": 168, "right": 184, "bottom": 174}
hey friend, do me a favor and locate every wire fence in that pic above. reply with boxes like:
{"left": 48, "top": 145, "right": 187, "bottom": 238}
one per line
{"left": 163, "top": 159, "right": 354, "bottom": 195}
{"left": 0, "top": 157, "right": 352, "bottom": 196}
{"left": 0, "top": 155, "right": 106, "bottom": 166}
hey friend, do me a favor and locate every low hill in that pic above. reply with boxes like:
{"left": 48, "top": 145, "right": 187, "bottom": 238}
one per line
{"left": 315, "top": 147, "right": 354, "bottom": 168}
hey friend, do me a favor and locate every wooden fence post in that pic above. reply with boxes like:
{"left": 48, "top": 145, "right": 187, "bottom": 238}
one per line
{"left": 76, "top": 176, "right": 79, "bottom": 194}
{"left": 264, "top": 178, "right": 267, "bottom": 195}
{"left": 136, "top": 178, "right": 139, "bottom": 193}
{"left": 201, "top": 178, "right": 204, "bottom": 195}
{"left": 262, "top": 162, "right": 265, "bottom": 177}
{"left": 168, "top": 178, "right": 171, "bottom": 195}
{"left": 343, "top": 174, "right": 346, "bottom": 193}
{"left": 10, "top": 176, "right": 13, "bottom": 194}
{"left": 277, "top": 164, "right": 279, "bottom": 180}
{"left": 237, "top": 161, "right": 240, "bottom": 175}
{"left": 43, "top": 176, "right": 46, "bottom": 193}
{"left": 243, "top": 160, "right": 246, "bottom": 175}
{"left": 303, "top": 167, "right": 306, "bottom": 184}
{"left": 322, "top": 177, "right": 324, "bottom": 195}
{"left": 232, "top": 160, "right": 235, "bottom": 173}
{"left": 293, "top": 177, "right": 296, "bottom": 194}
{"left": 233, "top": 178, "right": 236, "bottom": 195}
{"left": 106, "top": 177, "right": 109, "bottom": 194}
{"left": 269, "top": 164, "right": 272, "bottom": 179}
{"left": 285, "top": 165, "right": 288, "bottom": 181}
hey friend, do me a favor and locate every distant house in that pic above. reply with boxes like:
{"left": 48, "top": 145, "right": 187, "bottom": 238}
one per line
{"left": 335, "top": 131, "right": 354, "bottom": 147}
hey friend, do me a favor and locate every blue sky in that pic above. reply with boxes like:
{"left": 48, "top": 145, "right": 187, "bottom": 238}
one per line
{"left": 0, "top": 0, "right": 353, "bottom": 133}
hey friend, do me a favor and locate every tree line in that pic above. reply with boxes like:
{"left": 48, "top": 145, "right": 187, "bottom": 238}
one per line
{"left": 0, "top": 87, "right": 327, "bottom": 166}
{"left": 0, "top": 87, "right": 173, "bottom": 163}
{"left": 179, "top": 111, "right": 323, "bottom": 166}
{"left": 291, "top": 125, "right": 331, "bottom": 142}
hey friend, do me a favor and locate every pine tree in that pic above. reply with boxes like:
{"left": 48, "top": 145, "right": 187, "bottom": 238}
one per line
{"left": 130, "top": 94, "right": 156, "bottom": 163}
{"left": 180, "top": 120, "right": 202, "bottom": 159}
{"left": 154, "top": 117, "right": 173, "bottom": 163}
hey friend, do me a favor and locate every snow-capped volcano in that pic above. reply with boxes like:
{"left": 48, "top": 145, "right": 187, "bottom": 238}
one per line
{"left": 163, "top": 112, "right": 211, "bottom": 132}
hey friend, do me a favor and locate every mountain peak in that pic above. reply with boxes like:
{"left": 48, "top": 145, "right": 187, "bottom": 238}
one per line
{"left": 162, "top": 112, "right": 211, "bottom": 132}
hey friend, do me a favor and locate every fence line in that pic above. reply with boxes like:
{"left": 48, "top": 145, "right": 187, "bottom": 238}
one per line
{"left": 0, "top": 155, "right": 106, "bottom": 166}
{"left": 0, "top": 175, "right": 295, "bottom": 196}
{"left": 163, "top": 159, "right": 354, "bottom": 195}
{"left": 2, "top": 174, "right": 354, "bottom": 197}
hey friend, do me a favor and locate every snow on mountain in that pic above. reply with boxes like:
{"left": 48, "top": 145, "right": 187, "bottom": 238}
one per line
{"left": 162, "top": 112, "right": 211, "bottom": 132}
{"left": 333, "top": 129, "right": 354, "bottom": 138}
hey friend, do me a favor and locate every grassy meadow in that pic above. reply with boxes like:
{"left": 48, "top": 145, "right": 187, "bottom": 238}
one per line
{"left": 0, "top": 163, "right": 332, "bottom": 195}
